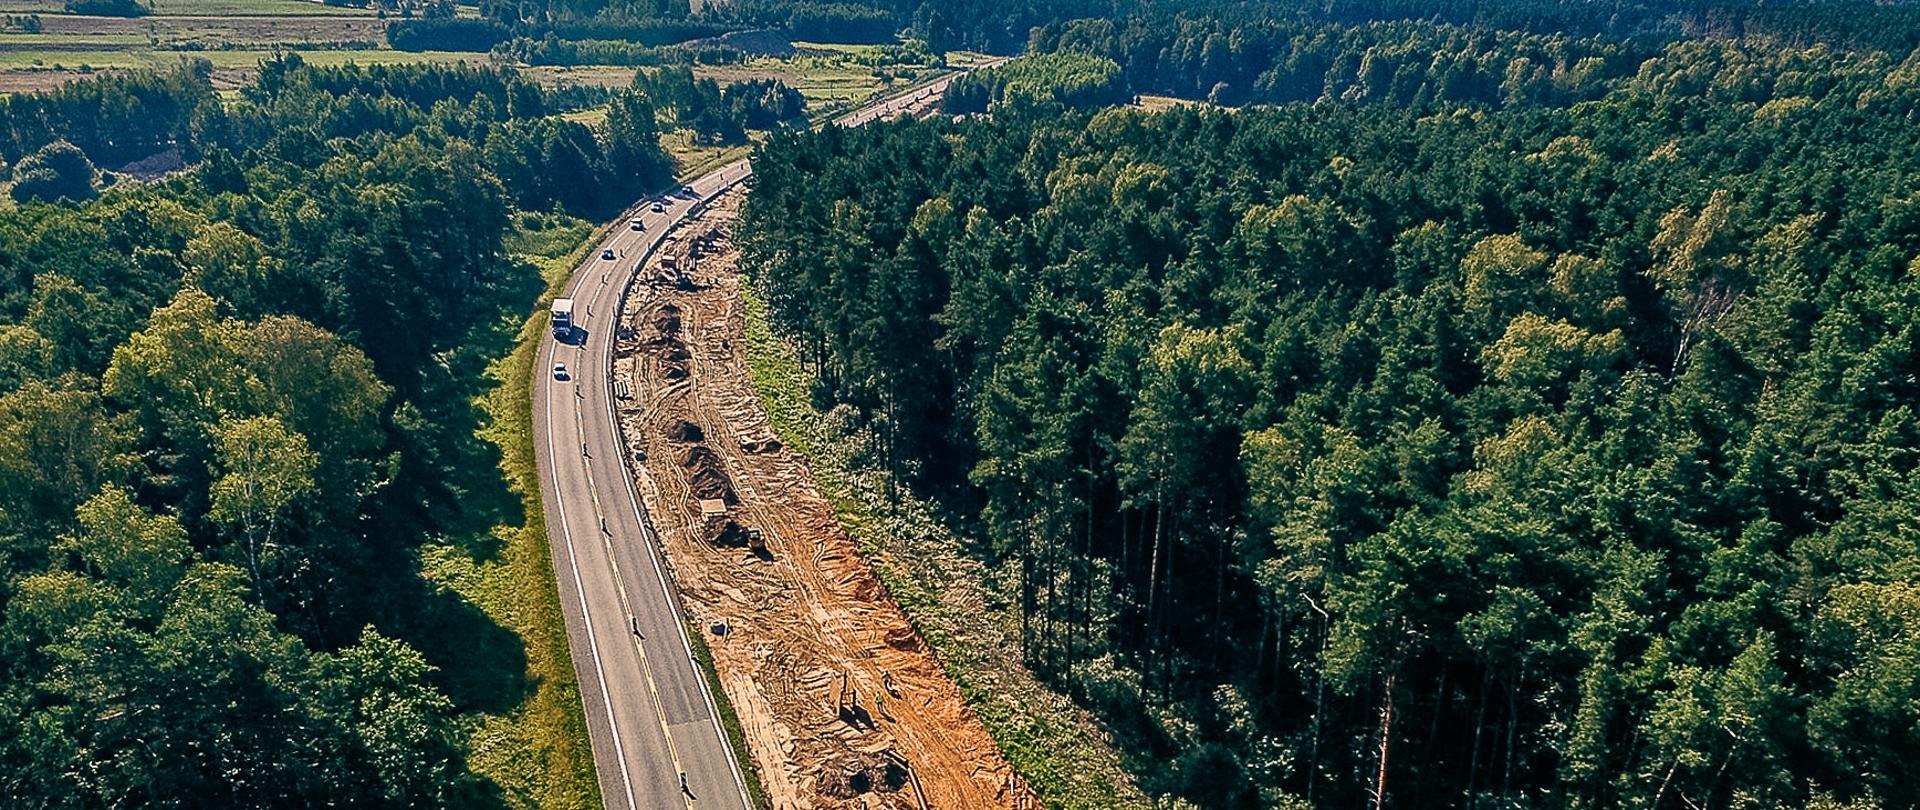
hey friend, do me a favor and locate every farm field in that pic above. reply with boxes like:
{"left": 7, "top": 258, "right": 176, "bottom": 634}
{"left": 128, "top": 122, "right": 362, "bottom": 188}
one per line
{"left": 0, "top": 16, "right": 940, "bottom": 103}
{"left": 699, "top": 43, "right": 945, "bottom": 114}
{"left": 0, "top": 0, "right": 376, "bottom": 14}
{"left": 29, "top": 13, "right": 384, "bottom": 44}
{"left": 0, "top": 0, "right": 472, "bottom": 91}
{"left": 0, "top": 46, "right": 487, "bottom": 91}
{"left": 0, "top": 0, "right": 447, "bottom": 91}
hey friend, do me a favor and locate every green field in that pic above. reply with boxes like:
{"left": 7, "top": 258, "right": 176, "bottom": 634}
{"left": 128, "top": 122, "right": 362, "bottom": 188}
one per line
{"left": 0, "top": 0, "right": 419, "bottom": 91}
{"left": 26, "top": 12, "right": 384, "bottom": 43}
{"left": 0, "top": 0, "right": 378, "bottom": 15}
{"left": 0, "top": 47, "right": 478, "bottom": 69}
{"left": 0, "top": 46, "right": 485, "bottom": 91}
{"left": 0, "top": 32, "right": 146, "bottom": 44}
{"left": 0, "top": 16, "right": 937, "bottom": 102}
{"left": 146, "top": 0, "right": 371, "bottom": 14}
{"left": 664, "top": 131, "right": 750, "bottom": 181}
{"left": 696, "top": 52, "right": 934, "bottom": 115}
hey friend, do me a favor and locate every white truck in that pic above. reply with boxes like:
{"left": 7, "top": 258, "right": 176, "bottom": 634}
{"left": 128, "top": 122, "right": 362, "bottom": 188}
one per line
{"left": 551, "top": 298, "right": 574, "bottom": 339}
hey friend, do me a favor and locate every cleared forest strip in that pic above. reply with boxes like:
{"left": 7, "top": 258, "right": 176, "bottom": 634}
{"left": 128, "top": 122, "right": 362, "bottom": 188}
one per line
{"left": 611, "top": 191, "right": 1036, "bottom": 809}
{"left": 734, "top": 253, "right": 1151, "bottom": 805}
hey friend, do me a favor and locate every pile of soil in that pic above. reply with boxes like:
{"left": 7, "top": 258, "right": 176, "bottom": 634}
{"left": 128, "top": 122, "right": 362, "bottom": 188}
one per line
{"left": 112, "top": 146, "right": 185, "bottom": 181}
{"left": 740, "top": 438, "right": 782, "bottom": 454}
{"left": 706, "top": 517, "right": 753, "bottom": 547}
{"left": 666, "top": 420, "right": 705, "bottom": 443}
{"left": 682, "top": 445, "right": 737, "bottom": 504}
{"left": 648, "top": 257, "right": 702, "bottom": 292}
{"left": 648, "top": 335, "right": 690, "bottom": 380}
{"left": 816, "top": 754, "right": 909, "bottom": 799}
{"left": 652, "top": 339, "right": 691, "bottom": 361}
{"left": 655, "top": 304, "right": 683, "bottom": 335}
{"left": 688, "top": 28, "right": 796, "bottom": 58}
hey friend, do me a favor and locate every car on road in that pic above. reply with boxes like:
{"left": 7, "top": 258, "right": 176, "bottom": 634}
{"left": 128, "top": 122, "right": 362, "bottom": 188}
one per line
{"left": 680, "top": 185, "right": 696, "bottom": 197}
{"left": 552, "top": 363, "right": 569, "bottom": 381}
{"left": 629, "top": 218, "right": 646, "bottom": 231}
{"left": 600, "top": 248, "right": 616, "bottom": 260}
{"left": 651, "top": 201, "right": 666, "bottom": 213}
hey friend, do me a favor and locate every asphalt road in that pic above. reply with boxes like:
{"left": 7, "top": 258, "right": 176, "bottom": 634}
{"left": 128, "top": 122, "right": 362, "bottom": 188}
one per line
{"left": 532, "top": 68, "right": 985, "bottom": 810}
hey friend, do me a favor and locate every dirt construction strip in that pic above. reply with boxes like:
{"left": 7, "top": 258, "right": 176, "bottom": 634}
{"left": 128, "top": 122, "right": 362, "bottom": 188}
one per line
{"left": 612, "top": 189, "right": 1041, "bottom": 809}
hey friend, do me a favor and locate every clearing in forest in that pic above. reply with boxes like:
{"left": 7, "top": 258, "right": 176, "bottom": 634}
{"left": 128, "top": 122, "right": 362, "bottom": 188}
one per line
{"left": 611, "top": 189, "right": 1039, "bottom": 809}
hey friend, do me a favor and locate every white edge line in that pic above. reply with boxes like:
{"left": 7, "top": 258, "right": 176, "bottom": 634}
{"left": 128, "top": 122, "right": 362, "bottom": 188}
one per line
{"left": 541, "top": 340, "right": 641, "bottom": 810}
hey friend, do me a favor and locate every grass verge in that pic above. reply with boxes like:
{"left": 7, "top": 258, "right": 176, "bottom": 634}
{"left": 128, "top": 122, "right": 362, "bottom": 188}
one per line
{"left": 685, "top": 621, "right": 772, "bottom": 810}
{"left": 736, "top": 282, "right": 1149, "bottom": 809}
{"left": 662, "top": 128, "right": 752, "bottom": 181}
{"left": 418, "top": 226, "right": 602, "bottom": 809}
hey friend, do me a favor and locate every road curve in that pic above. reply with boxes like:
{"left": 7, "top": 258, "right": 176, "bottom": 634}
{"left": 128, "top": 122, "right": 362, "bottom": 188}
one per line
{"left": 532, "top": 69, "right": 986, "bottom": 810}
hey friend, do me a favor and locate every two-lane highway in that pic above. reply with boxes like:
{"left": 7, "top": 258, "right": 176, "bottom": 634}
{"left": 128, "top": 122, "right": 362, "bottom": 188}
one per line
{"left": 532, "top": 68, "right": 986, "bottom": 810}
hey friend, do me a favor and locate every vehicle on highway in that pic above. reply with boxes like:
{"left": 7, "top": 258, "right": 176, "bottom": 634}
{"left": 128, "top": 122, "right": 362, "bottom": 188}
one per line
{"left": 550, "top": 298, "right": 574, "bottom": 339}
{"left": 630, "top": 218, "right": 646, "bottom": 231}
{"left": 600, "top": 248, "right": 616, "bottom": 260}
{"left": 680, "top": 185, "right": 696, "bottom": 197}
{"left": 651, "top": 201, "right": 666, "bottom": 213}
{"left": 552, "top": 362, "right": 569, "bottom": 381}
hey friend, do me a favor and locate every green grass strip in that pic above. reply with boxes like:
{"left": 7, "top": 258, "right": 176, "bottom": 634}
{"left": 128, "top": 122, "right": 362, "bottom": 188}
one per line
{"left": 447, "top": 236, "right": 603, "bottom": 809}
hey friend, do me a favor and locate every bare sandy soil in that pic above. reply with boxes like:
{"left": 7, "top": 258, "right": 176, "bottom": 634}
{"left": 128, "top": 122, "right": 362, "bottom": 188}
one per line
{"left": 612, "top": 190, "right": 1040, "bottom": 810}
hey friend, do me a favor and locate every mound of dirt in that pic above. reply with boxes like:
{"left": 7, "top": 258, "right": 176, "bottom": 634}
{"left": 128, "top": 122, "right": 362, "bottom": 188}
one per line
{"left": 706, "top": 517, "right": 753, "bottom": 547}
{"left": 682, "top": 445, "right": 737, "bottom": 504}
{"left": 654, "top": 340, "right": 691, "bottom": 362}
{"left": 740, "top": 438, "right": 782, "bottom": 454}
{"left": 649, "top": 334, "right": 693, "bottom": 380}
{"left": 816, "top": 754, "right": 909, "bottom": 799}
{"left": 655, "top": 305, "right": 683, "bottom": 335}
{"left": 667, "top": 420, "right": 705, "bottom": 443}
{"left": 689, "top": 28, "right": 796, "bottom": 58}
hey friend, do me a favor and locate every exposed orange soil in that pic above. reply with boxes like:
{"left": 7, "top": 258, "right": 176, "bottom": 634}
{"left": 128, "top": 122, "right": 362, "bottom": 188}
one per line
{"left": 612, "top": 190, "right": 1039, "bottom": 810}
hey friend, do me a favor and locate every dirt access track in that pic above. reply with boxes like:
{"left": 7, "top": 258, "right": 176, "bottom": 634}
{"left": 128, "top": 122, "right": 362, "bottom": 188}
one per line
{"left": 612, "top": 189, "right": 1040, "bottom": 809}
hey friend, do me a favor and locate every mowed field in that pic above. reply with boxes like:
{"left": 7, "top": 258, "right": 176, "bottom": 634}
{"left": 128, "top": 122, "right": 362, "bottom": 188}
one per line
{"left": 0, "top": 0, "right": 484, "bottom": 91}
{"left": 525, "top": 44, "right": 954, "bottom": 112}
{"left": 528, "top": 42, "right": 952, "bottom": 176}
